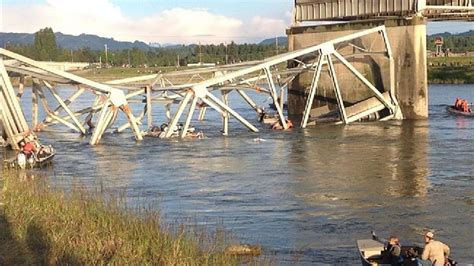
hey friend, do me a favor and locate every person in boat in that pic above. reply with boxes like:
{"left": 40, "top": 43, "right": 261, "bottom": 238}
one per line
{"left": 459, "top": 99, "right": 466, "bottom": 112}
{"left": 463, "top": 102, "right": 469, "bottom": 112}
{"left": 21, "top": 140, "right": 36, "bottom": 157}
{"left": 149, "top": 126, "right": 161, "bottom": 133}
{"left": 271, "top": 119, "right": 294, "bottom": 130}
{"left": 456, "top": 99, "right": 472, "bottom": 113}
{"left": 36, "top": 145, "right": 47, "bottom": 159}
{"left": 160, "top": 123, "right": 168, "bottom": 132}
{"left": 420, "top": 231, "right": 450, "bottom": 266}
{"left": 454, "top": 98, "right": 465, "bottom": 111}
{"left": 381, "top": 236, "right": 403, "bottom": 266}
{"left": 86, "top": 115, "right": 95, "bottom": 134}
{"left": 257, "top": 107, "right": 266, "bottom": 122}
{"left": 461, "top": 100, "right": 471, "bottom": 113}
{"left": 454, "top": 97, "right": 461, "bottom": 109}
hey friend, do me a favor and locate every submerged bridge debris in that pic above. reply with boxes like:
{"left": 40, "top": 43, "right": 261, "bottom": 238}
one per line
{"left": 1, "top": 26, "right": 402, "bottom": 158}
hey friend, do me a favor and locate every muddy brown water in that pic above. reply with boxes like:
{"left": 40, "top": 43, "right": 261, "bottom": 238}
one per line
{"left": 1, "top": 84, "right": 473, "bottom": 263}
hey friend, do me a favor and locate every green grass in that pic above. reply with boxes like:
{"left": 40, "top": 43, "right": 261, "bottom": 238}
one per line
{"left": 74, "top": 57, "right": 474, "bottom": 84}
{"left": 428, "top": 56, "right": 474, "bottom": 67}
{"left": 427, "top": 56, "right": 474, "bottom": 84}
{"left": 72, "top": 66, "right": 175, "bottom": 82}
{"left": 0, "top": 171, "right": 241, "bottom": 265}
{"left": 428, "top": 64, "right": 474, "bottom": 84}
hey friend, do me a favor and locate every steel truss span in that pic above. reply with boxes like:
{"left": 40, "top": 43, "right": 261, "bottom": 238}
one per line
{"left": 1, "top": 26, "right": 401, "bottom": 149}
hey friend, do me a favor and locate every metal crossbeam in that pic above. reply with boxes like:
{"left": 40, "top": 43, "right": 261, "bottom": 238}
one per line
{"left": 0, "top": 49, "right": 144, "bottom": 145}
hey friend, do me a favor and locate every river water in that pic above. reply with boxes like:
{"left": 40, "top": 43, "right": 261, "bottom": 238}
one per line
{"left": 2, "top": 84, "right": 473, "bottom": 264}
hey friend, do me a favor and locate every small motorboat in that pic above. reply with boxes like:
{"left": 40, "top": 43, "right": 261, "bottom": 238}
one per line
{"left": 144, "top": 124, "right": 203, "bottom": 139}
{"left": 446, "top": 105, "right": 474, "bottom": 117}
{"left": 3, "top": 145, "right": 55, "bottom": 169}
{"left": 357, "top": 238, "right": 387, "bottom": 265}
{"left": 258, "top": 112, "right": 279, "bottom": 124}
{"left": 358, "top": 233, "right": 457, "bottom": 266}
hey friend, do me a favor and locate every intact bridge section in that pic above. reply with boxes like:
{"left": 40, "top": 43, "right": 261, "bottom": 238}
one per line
{"left": 294, "top": 0, "right": 474, "bottom": 21}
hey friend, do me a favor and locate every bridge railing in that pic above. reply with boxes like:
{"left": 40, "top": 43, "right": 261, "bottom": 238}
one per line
{"left": 294, "top": 0, "right": 474, "bottom": 22}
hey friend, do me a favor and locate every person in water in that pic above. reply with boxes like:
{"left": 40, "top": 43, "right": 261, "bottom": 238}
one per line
{"left": 421, "top": 231, "right": 450, "bottom": 266}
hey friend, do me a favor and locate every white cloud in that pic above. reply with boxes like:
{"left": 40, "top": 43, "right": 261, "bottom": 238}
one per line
{"left": 1, "top": 0, "right": 290, "bottom": 44}
{"left": 245, "top": 16, "right": 288, "bottom": 38}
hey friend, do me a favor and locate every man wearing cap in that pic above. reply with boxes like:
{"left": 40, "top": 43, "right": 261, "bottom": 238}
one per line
{"left": 421, "top": 231, "right": 450, "bottom": 266}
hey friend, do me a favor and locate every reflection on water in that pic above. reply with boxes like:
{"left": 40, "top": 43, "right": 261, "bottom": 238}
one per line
{"left": 295, "top": 121, "right": 430, "bottom": 201}
{"left": 1, "top": 85, "right": 473, "bottom": 263}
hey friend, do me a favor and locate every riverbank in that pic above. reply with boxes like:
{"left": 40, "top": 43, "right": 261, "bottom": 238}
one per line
{"left": 72, "top": 56, "right": 474, "bottom": 84}
{"left": 8, "top": 56, "right": 473, "bottom": 85}
{"left": 0, "top": 171, "right": 239, "bottom": 265}
{"left": 428, "top": 56, "right": 474, "bottom": 84}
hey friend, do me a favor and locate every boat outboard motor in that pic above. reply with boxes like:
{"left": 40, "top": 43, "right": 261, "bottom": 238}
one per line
{"left": 27, "top": 155, "right": 35, "bottom": 168}
{"left": 17, "top": 152, "right": 26, "bottom": 169}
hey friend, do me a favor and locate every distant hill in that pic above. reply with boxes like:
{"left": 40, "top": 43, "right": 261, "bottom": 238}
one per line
{"left": 0, "top": 32, "right": 150, "bottom": 51}
{"left": 259, "top": 36, "right": 288, "bottom": 46}
{"left": 0, "top": 32, "right": 35, "bottom": 47}
{"left": 2, "top": 30, "right": 472, "bottom": 52}
{"left": 428, "top": 30, "right": 474, "bottom": 38}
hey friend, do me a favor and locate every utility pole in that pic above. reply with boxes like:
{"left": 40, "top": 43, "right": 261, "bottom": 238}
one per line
{"left": 127, "top": 49, "right": 131, "bottom": 66}
{"left": 177, "top": 54, "right": 180, "bottom": 67}
{"left": 199, "top": 42, "right": 202, "bottom": 65}
{"left": 225, "top": 42, "right": 228, "bottom": 65}
{"left": 104, "top": 44, "right": 108, "bottom": 67}
{"left": 276, "top": 36, "right": 279, "bottom": 55}
{"left": 70, "top": 49, "right": 73, "bottom": 62}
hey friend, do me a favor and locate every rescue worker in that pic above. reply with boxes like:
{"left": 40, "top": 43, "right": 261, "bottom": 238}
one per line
{"left": 454, "top": 97, "right": 461, "bottom": 109}
{"left": 461, "top": 100, "right": 468, "bottom": 113}
{"left": 421, "top": 231, "right": 450, "bottom": 266}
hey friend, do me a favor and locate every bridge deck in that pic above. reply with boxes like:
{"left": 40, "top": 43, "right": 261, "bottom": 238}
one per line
{"left": 294, "top": 0, "right": 474, "bottom": 22}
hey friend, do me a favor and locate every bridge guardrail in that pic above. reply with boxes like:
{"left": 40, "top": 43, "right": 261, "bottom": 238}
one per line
{"left": 294, "top": 0, "right": 474, "bottom": 22}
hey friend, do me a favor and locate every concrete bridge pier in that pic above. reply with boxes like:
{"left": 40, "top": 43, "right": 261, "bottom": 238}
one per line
{"left": 287, "top": 16, "right": 428, "bottom": 120}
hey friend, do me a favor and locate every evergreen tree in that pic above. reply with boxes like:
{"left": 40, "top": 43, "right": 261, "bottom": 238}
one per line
{"left": 34, "top": 27, "right": 58, "bottom": 61}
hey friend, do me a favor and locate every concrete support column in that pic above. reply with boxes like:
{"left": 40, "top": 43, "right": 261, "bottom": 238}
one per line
{"left": 287, "top": 17, "right": 428, "bottom": 119}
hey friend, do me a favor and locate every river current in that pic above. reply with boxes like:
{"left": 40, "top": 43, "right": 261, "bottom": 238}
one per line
{"left": 2, "top": 84, "right": 473, "bottom": 264}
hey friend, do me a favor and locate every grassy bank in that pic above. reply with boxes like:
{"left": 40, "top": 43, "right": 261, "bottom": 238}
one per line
{"left": 71, "top": 56, "right": 474, "bottom": 84}
{"left": 0, "top": 172, "right": 238, "bottom": 265}
{"left": 428, "top": 65, "right": 474, "bottom": 84}
{"left": 428, "top": 56, "right": 474, "bottom": 84}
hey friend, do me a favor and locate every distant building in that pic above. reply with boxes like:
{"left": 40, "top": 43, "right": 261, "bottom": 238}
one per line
{"left": 187, "top": 62, "right": 216, "bottom": 67}
{"left": 40, "top": 62, "right": 90, "bottom": 71}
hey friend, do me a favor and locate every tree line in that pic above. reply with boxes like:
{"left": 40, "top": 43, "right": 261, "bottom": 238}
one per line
{"left": 5, "top": 28, "right": 287, "bottom": 67}
{"left": 427, "top": 34, "right": 474, "bottom": 53}
{"left": 6, "top": 28, "right": 473, "bottom": 68}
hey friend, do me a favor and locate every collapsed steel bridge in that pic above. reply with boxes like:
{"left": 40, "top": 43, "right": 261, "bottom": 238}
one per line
{"left": 1, "top": 26, "right": 401, "bottom": 151}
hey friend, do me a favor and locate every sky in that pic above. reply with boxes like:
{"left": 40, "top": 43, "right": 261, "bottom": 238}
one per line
{"left": 0, "top": 0, "right": 472, "bottom": 44}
